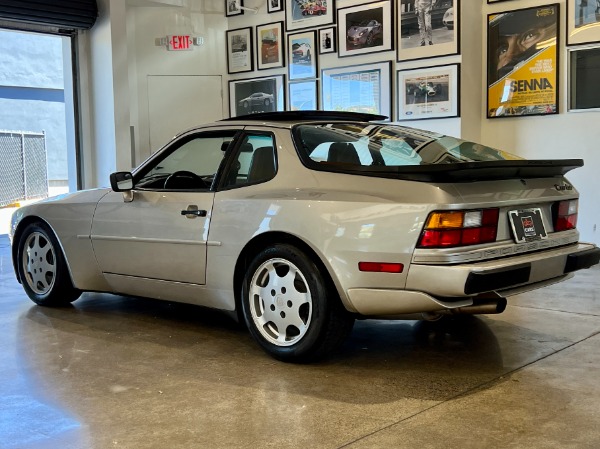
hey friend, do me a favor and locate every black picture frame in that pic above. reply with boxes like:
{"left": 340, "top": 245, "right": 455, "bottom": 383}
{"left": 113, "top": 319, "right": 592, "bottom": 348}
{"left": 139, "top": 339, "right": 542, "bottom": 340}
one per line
{"left": 318, "top": 27, "right": 336, "bottom": 54}
{"left": 566, "top": 0, "right": 600, "bottom": 46}
{"left": 397, "top": 0, "right": 460, "bottom": 62}
{"left": 486, "top": 4, "right": 559, "bottom": 118}
{"left": 225, "top": 0, "right": 244, "bottom": 17}
{"left": 268, "top": 0, "right": 284, "bottom": 14}
{"left": 229, "top": 74, "right": 286, "bottom": 118}
{"left": 226, "top": 27, "right": 254, "bottom": 74}
{"left": 397, "top": 63, "right": 460, "bottom": 121}
{"left": 256, "top": 21, "right": 285, "bottom": 71}
{"left": 568, "top": 46, "right": 600, "bottom": 111}
{"left": 337, "top": 0, "right": 394, "bottom": 58}
{"left": 285, "top": 0, "right": 336, "bottom": 32}
{"left": 288, "top": 30, "right": 318, "bottom": 81}
{"left": 321, "top": 61, "right": 392, "bottom": 118}
{"left": 289, "top": 80, "right": 319, "bottom": 111}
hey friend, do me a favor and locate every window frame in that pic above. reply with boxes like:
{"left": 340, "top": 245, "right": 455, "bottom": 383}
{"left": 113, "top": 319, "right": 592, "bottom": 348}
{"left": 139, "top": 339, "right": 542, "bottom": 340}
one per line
{"left": 216, "top": 130, "right": 279, "bottom": 191}
{"left": 132, "top": 129, "right": 240, "bottom": 192}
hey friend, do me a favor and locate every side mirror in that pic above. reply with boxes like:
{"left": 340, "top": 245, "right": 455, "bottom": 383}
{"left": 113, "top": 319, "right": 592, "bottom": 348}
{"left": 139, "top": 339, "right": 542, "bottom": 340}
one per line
{"left": 110, "top": 172, "right": 133, "bottom": 192}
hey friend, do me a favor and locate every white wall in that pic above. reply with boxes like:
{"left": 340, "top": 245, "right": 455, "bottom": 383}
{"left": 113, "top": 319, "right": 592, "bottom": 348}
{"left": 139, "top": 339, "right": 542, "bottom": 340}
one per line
{"left": 129, "top": 1, "right": 228, "bottom": 164}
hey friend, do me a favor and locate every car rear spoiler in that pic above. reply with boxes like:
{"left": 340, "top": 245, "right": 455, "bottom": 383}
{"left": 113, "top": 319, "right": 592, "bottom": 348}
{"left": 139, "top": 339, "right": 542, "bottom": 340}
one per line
{"left": 320, "top": 159, "right": 584, "bottom": 182}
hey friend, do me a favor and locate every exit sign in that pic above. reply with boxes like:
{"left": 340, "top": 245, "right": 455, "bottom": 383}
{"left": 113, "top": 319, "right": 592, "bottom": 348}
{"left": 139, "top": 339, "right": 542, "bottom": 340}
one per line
{"left": 167, "top": 35, "right": 192, "bottom": 51}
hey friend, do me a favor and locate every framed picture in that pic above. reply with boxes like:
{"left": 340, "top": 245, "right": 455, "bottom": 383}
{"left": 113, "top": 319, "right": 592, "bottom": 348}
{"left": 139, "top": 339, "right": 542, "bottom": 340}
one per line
{"left": 256, "top": 22, "right": 285, "bottom": 70}
{"left": 397, "top": 64, "right": 460, "bottom": 121}
{"left": 225, "top": 0, "right": 243, "bottom": 17}
{"left": 397, "top": 0, "right": 460, "bottom": 62}
{"left": 487, "top": 4, "right": 559, "bottom": 118}
{"left": 567, "top": 0, "right": 600, "bottom": 45}
{"left": 487, "top": 0, "right": 514, "bottom": 3}
{"left": 321, "top": 61, "right": 392, "bottom": 118}
{"left": 285, "top": 0, "right": 335, "bottom": 31}
{"left": 229, "top": 75, "right": 286, "bottom": 117}
{"left": 226, "top": 27, "right": 253, "bottom": 74}
{"left": 569, "top": 46, "right": 600, "bottom": 111}
{"left": 319, "top": 27, "right": 336, "bottom": 54}
{"left": 289, "top": 80, "right": 318, "bottom": 111}
{"left": 268, "top": 0, "right": 284, "bottom": 14}
{"left": 338, "top": 0, "right": 393, "bottom": 58}
{"left": 288, "top": 30, "right": 318, "bottom": 80}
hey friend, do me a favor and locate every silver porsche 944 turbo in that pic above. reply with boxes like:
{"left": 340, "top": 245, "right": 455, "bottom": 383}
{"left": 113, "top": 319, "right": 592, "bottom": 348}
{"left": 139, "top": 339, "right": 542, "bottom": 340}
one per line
{"left": 9, "top": 111, "right": 600, "bottom": 361}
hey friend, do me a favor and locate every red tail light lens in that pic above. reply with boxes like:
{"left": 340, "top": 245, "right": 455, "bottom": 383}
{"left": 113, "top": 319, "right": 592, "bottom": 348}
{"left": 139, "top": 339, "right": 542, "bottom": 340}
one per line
{"left": 358, "top": 262, "right": 404, "bottom": 273}
{"left": 417, "top": 208, "right": 499, "bottom": 248}
{"left": 554, "top": 200, "right": 578, "bottom": 231}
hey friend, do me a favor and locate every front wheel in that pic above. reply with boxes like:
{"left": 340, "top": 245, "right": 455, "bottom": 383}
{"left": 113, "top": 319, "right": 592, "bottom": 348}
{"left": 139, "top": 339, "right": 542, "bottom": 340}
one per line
{"left": 241, "top": 244, "right": 354, "bottom": 362}
{"left": 17, "top": 222, "right": 81, "bottom": 306}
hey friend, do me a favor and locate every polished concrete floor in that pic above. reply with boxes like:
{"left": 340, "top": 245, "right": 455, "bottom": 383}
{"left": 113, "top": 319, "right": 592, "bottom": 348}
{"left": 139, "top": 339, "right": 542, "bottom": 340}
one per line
{"left": 1, "top": 233, "right": 600, "bottom": 448}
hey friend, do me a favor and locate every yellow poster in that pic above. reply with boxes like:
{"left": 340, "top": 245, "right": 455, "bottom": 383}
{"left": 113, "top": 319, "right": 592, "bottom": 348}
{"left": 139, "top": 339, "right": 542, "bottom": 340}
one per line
{"left": 487, "top": 5, "right": 558, "bottom": 117}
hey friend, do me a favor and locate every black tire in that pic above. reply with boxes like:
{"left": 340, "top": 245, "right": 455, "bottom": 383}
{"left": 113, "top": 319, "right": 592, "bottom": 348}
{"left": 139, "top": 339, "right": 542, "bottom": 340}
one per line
{"left": 264, "top": 98, "right": 271, "bottom": 106}
{"left": 16, "top": 222, "right": 81, "bottom": 306}
{"left": 243, "top": 101, "right": 249, "bottom": 108}
{"left": 241, "top": 244, "right": 354, "bottom": 362}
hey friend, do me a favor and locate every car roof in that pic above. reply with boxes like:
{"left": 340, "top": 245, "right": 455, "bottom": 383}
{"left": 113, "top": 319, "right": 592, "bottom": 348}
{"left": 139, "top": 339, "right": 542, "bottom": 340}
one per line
{"left": 175, "top": 111, "right": 389, "bottom": 135}
{"left": 222, "top": 110, "right": 386, "bottom": 124}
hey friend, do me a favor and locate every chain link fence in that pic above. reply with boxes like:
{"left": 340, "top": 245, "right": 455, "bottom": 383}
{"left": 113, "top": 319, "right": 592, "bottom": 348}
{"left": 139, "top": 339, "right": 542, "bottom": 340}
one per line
{"left": 0, "top": 130, "right": 48, "bottom": 208}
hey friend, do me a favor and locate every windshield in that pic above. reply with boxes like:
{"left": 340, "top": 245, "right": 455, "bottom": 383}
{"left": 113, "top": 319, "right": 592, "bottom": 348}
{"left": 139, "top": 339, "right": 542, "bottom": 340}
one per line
{"left": 293, "top": 123, "right": 521, "bottom": 170}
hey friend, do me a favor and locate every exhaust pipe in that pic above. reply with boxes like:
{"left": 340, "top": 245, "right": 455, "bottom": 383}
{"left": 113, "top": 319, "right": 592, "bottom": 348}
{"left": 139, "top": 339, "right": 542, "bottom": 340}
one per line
{"left": 450, "top": 297, "right": 507, "bottom": 315}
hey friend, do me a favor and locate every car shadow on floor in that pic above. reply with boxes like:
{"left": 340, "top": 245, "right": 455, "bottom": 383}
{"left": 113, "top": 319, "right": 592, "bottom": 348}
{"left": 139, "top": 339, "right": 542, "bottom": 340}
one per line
{"left": 13, "top": 291, "right": 530, "bottom": 406}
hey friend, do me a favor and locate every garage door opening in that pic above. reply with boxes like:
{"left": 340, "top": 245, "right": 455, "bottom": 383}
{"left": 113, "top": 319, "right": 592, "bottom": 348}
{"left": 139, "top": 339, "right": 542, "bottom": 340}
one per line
{"left": 0, "top": 28, "right": 78, "bottom": 234}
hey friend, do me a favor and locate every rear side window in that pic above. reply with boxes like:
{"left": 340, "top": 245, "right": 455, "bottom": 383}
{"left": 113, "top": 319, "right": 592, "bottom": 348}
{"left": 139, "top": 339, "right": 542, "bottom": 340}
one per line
{"left": 221, "top": 134, "right": 277, "bottom": 188}
{"left": 293, "top": 123, "right": 521, "bottom": 173}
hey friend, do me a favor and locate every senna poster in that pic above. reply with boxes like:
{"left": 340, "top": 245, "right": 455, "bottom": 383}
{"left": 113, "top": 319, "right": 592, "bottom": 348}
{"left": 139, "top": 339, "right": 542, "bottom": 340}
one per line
{"left": 487, "top": 4, "right": 559, "bottom": 118}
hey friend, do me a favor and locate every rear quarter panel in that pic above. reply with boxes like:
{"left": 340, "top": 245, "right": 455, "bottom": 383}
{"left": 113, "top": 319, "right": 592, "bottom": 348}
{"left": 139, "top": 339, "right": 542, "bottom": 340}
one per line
{"left": 206, "top": 127, "right": 583, "bottom": 312}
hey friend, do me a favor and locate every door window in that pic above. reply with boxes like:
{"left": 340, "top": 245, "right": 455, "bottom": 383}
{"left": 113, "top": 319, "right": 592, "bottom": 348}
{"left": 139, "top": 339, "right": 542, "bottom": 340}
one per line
{"left": 136, "top": 132, "right": 236, "bottom": 190}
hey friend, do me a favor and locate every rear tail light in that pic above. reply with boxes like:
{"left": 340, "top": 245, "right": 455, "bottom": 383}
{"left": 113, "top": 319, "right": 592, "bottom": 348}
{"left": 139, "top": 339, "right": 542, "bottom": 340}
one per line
{"left": 417, "top": 208, "right": 499, "bottom": 248}
{"left": 553, "top": 199, "right": 578, "bottom": 232}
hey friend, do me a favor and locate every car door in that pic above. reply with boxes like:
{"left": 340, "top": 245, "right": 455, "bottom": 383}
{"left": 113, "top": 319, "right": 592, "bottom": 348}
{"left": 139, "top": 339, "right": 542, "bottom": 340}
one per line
{"left": 91, "top": 130, "right": 238, "bottom": 285}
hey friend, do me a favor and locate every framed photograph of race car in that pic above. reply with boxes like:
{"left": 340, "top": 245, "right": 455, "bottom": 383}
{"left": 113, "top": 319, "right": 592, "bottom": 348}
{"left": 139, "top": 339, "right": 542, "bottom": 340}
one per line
{"left": 285, "top": 0, "right": 335, "bottom": 32}
{"left": 226, "top": 27, "right": 253, "bottom": 74}
{"left": 229, "top": 74, "right": 286, "bottom": 118}
{"left": 487, "top": 4, "right": 559, "bottom": 118}
{"left": 321, "top": 61, "right": 392, "bottom": 118}
{"left": 256, "top": 21, "right": 285, "bottom": 71}
{"left": 287, "top": 30, "right": 318, "bottom": 80}
{"left": 397, "top": 63, "right": 460, "bottom": 121}
{"left": 337, "top": 0, "right": 393, "bottom": 58}
{"left": 397, "top": 0, "right": 460, "bottom": 62}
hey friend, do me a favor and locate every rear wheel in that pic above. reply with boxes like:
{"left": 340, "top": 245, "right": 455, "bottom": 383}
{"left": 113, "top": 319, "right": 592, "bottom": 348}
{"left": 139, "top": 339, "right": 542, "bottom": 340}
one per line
{"left": 17, "top": 222, "right": 81, "bottom": 306}
{"left": 241, "top": 244, "right": 354, "bottom": 362}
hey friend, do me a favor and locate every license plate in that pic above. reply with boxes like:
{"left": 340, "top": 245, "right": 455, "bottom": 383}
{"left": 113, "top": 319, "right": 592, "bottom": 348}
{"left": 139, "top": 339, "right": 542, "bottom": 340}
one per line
{"left": 508, "top": 208, "right": 547, "bottom": 243}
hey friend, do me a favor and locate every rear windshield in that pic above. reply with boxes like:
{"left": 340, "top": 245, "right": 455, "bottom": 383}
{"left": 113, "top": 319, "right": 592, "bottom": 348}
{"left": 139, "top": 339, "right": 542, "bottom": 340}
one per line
{"left": 293, "top": 123, "right": 521, "bottom": 171}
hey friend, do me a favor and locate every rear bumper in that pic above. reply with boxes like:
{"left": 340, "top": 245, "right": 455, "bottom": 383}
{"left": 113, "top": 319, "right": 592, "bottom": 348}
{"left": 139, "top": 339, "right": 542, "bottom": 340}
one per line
{"left": 406, "top": 243, "right": 599, "bottom": 297}
{"left": 346, "top": 243, "right": 599, "bottom": 316}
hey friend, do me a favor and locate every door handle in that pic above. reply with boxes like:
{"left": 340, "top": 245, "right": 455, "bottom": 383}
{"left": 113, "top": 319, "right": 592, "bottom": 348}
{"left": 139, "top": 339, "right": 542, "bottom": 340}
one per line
{"left": 181, "top": 205, "right": 207, "bottom": 218}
